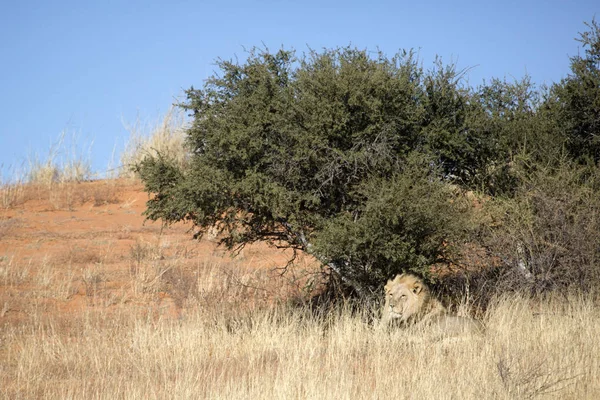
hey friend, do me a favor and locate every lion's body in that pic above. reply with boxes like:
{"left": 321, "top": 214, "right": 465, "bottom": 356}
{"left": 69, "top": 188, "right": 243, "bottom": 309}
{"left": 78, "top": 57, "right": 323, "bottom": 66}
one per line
{"left": 380, "top": 273, "right": 484, "bottom": 336}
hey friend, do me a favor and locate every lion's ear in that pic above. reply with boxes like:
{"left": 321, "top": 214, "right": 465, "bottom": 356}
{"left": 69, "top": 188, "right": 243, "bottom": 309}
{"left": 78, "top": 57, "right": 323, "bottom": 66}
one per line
{"left": 412, "top": 283, "right": 422, "bottom": 294}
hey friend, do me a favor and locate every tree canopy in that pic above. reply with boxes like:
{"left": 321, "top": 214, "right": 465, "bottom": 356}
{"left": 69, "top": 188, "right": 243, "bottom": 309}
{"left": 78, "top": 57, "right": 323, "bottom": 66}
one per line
{"left": 136, "top": 19, "right": 600, "bottom": 298}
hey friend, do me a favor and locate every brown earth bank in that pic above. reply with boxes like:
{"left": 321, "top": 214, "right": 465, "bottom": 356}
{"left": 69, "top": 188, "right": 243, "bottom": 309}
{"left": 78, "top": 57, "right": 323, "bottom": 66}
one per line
{"left": 0, "top": 180, "right": 318, "bottom": 327}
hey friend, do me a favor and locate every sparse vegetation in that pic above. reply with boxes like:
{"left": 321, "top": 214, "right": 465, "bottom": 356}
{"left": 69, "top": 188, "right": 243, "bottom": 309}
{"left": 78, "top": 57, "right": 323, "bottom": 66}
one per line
{"left": 0, "top": 166, "right": 26, "bottom": 209}
{"left": 26, "top": 130, "right": 93, "bottom": 185}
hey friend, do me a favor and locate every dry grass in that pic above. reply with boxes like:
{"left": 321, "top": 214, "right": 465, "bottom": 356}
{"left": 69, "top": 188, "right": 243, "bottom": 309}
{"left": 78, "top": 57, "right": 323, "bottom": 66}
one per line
{"left": 0, "top": 254, "right": 29, "bottom": 286}
{"left": 1, "top": 164, "right": 27, "bottom": 209}
{"left": 1, "top": 136, "right": 599, "bottom": 399}
{"left": 120, "top": 106, "right": 189, "bottom": 179}
{"left": 0, "top": 179, "right": 124, "bottom": 211}
{"left": 1, "top": 130, "right": 98, "bottom": 210}
{"left": 2, "top": 258, "right": 599, "bottom": 399}
{"left": 1, "top": 105, "right": 182, "bottom": 210}
{"left": 0, "top": 181, "right": 25, "bottom": 209}
{"left": 26, "top": 130, "right": 92, "bottom": 186}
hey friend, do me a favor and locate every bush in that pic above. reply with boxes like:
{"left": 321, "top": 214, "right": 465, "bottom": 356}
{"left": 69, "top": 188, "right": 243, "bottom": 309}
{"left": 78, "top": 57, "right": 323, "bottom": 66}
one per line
{"left": 548, "top": 18, "right": 600, "bottom": 164}
{"left": 481, "top": 160, "right": 600, "bottom": 293}
{"left": 312, "top": 155, "right": 472, "bottom": 294}
{"left": 136, "top": 19, "right": 600, "bottom": 299}
{"left": 136, "top": 47, "right": 474, "bottom": 298}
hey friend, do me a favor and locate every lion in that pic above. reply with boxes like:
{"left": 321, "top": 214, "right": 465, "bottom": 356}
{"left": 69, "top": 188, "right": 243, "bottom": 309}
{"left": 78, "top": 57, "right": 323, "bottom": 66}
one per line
{"left": 380, "top": 273, "right": 484, "bottom": 336}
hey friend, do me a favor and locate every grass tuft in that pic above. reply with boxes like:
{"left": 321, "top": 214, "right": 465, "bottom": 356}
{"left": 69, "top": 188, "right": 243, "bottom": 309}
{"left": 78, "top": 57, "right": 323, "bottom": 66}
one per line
{"left": 120, "top": 106, "right": 189, "bottom": 179}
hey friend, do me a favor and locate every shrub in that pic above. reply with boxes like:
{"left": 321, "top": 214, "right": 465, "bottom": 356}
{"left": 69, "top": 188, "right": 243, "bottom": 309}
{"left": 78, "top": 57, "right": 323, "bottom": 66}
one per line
{"left": 548, "top": 18, "right": 600, "bottom": 164}
{"left": 136, "top": 47, "right": 474, "bottom": 298}
{"left": 481, "top": 160, "right": 600, "bottom": 293}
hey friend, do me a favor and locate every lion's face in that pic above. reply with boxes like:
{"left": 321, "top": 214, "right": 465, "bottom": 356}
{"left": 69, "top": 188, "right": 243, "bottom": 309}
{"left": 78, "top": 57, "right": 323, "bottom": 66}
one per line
{"left": 384, "top": 274, "right": 426, "bottom": 322}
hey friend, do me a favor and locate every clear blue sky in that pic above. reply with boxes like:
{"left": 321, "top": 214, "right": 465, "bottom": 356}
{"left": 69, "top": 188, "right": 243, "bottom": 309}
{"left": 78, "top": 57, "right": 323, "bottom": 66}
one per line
{"left": 1, "top": 0, "right": 598, "bottom": 179}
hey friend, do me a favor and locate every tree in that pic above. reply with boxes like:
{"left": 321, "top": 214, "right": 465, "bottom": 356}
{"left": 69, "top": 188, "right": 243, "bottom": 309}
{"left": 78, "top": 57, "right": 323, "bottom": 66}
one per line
{"left": 136, "top": 47, "right": 472, "bottom": 298}
{"left": 464, "top": 76, "right": 545, "bottom": 195}
{"left": 549, "top": 18, "right": 600, "bottom": 164}
{"left": 419, "top": 58, "right": 489, "bottom": 187}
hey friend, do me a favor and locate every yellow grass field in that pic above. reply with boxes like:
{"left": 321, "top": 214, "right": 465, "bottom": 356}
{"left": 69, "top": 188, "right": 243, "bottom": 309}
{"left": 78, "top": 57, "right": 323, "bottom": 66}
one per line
{"left": 1, "top": 181, "right": 600, "bottom": 399}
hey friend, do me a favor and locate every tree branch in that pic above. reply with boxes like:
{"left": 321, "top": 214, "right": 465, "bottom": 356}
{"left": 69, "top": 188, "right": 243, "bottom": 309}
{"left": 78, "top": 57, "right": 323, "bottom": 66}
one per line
{"left": 282, "top": 222, "right": 368, "bottom": 298}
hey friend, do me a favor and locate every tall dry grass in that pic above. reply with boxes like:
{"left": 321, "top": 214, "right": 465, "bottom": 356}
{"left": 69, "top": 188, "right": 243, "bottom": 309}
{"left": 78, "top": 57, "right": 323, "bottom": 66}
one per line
{"left": 0, "top": 104, "right": 191, "bottom": 212}
{"left": 1, "top": 130, "right": 95, "bottom": 210}
{"left": 120, "top": 106, "right": 189, "bottom": 179}
{"left": 0, "top": 168, "right": 25, "bottom": 209}
{"left": 2, "top": 259, "right": 599, "bottom": 399}
{"left": 26, "top": 130, "right": 93, "bottom": 185}
{"left": 1, "top": 105, "right": 185, "bottom": 209}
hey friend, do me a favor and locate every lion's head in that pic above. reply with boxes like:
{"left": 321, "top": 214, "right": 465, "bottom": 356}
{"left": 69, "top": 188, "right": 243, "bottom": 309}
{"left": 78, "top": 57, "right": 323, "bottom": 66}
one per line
{"left": 380, "top": 273, "right": 484, "bottom": 335}
{"left": 382, "top": 273, "right": 444, "bottom": 325}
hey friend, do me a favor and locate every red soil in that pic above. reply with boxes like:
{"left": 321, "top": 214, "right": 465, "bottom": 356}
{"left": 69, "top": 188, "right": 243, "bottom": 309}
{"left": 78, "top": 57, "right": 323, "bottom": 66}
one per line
{"left": 0, "top": 180, "right": 316, "bottom": 326}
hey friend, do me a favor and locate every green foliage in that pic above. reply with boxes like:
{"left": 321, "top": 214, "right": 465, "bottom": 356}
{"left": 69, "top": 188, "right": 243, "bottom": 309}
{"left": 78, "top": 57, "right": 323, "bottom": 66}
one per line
{"left": 463, "top": 76, "right": 559, "bottom": 195}
{"left": 420, "top": 59, "right": 488, "bottom": 187}
{"left": 137, "top": 47, "right": 475, "bottom": 296}
{"left": 312, "top": 155, "right": 471, "bottom": 291}
{"left": 137, "top": 19, "right": 600, "bottom": 298}
{"left": 548, "top": 18, "right": 600, "bottom": 163}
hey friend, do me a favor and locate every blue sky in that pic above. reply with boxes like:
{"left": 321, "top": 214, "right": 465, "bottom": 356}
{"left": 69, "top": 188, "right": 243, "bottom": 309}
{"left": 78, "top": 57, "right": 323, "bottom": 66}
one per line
{"left": 1, "top": 0, "right": 598, "bottom": 179}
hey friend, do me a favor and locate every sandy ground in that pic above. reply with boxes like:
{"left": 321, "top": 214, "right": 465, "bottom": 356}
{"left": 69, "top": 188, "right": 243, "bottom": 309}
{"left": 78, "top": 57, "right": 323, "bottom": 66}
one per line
{"left": 0, "top": 180, "right": 316, "bottom": 327}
